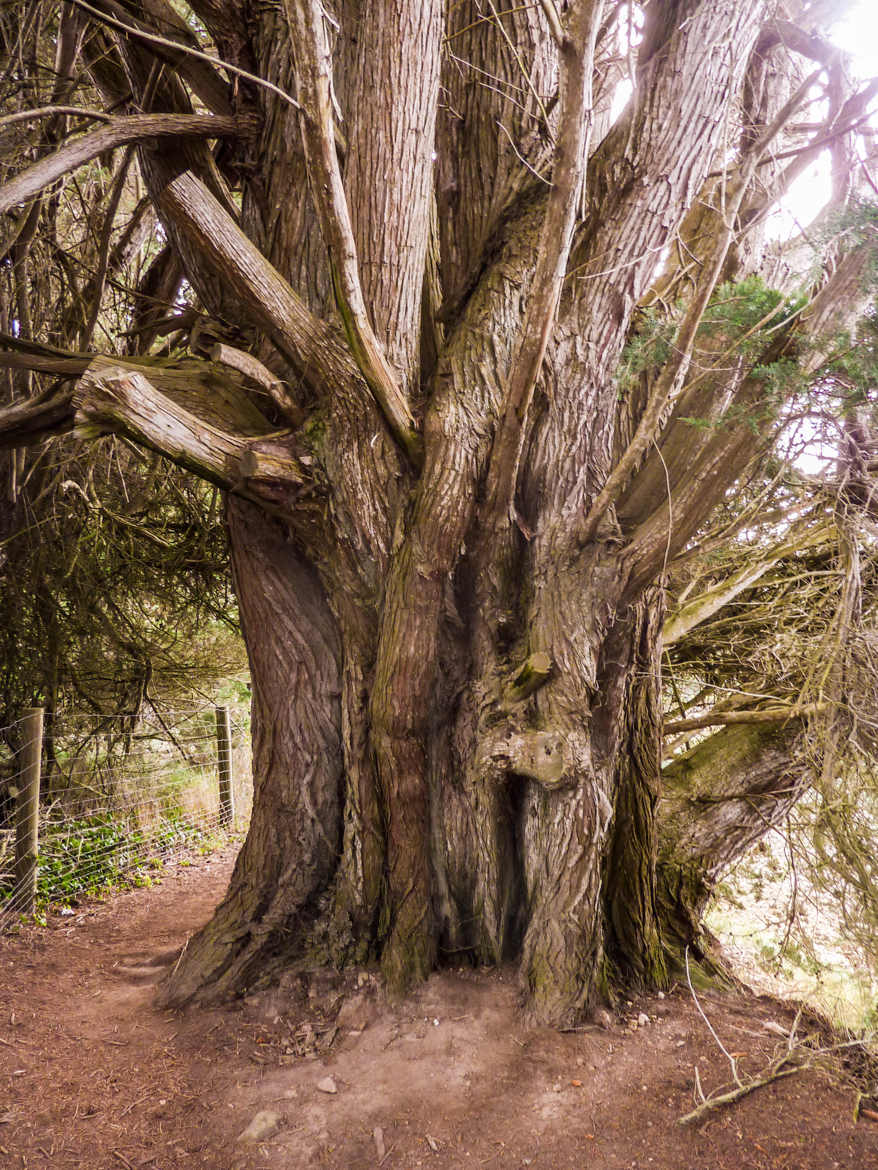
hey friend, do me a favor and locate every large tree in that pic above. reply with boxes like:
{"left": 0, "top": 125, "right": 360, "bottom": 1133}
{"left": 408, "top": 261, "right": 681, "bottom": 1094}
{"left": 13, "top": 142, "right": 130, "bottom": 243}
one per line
{"left": 1, "top": 0, "right": 877, "bottom": 1023}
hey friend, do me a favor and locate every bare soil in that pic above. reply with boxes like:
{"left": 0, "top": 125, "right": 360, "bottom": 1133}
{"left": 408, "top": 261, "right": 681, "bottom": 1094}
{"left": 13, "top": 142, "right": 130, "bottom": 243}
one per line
{"left": 1, "top": 848, "right": 877, "bottom": 1169}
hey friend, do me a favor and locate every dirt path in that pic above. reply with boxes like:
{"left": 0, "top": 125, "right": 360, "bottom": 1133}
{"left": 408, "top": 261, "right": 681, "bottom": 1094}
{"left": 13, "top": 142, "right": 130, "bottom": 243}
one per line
{"left": 1, "top": 849, "right": 876, "bottom": 1169}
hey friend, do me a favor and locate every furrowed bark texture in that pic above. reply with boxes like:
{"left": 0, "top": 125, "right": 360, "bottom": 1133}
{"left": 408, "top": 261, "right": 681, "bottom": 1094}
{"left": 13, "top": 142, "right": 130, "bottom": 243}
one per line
{"left": 164, "top": 498, "right": 343, "bottom": 1004}
{"left": 143, "top": 0, "right": 777, "bottom": 1016}
{"left": 5, "top": 0, "right": 864, "bottom": 1024}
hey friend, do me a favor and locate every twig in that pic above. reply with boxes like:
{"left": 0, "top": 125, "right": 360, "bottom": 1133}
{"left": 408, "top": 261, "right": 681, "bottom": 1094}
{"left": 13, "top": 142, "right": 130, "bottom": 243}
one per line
{"left": 681, "top": 947, "right": 812, "bottom": 1126}
{"left": 117, "top": 1092, "right": 155, "bottom": 1118}
{"left": 685, "top": 946, "right": 742, "bottom": 1085}
{"left": 0, "top": 106, "right": 113, "bottom": 129}
{"left": 678, "top": 1060, "right": 801, "bottom": 1125}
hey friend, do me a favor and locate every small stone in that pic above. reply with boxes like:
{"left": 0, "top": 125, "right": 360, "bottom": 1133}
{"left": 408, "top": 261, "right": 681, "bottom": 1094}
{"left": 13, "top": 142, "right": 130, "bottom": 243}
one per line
{"left": 316, "top": 1076, "right": 338, "bottom": 1095}
{"left": 374, "top": 1127, "right": 386, "bottom": 1159}
{"left": 637, "top": 1012, "right": 650, "bottom": 1027}
{"left": 656, "top": 991, "right": 665, "bottom": 999}
{"left": 426, "top": 1134, "right": 440, "bottom": 1151}
{"left": 238, "top": 1110, "right": 280, "bottom": 1143}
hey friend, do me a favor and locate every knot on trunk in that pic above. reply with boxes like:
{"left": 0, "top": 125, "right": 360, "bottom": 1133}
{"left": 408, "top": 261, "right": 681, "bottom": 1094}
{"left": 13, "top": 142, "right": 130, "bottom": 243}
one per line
{"left": 481, "top": 728, "right": 573, "bottom": 789}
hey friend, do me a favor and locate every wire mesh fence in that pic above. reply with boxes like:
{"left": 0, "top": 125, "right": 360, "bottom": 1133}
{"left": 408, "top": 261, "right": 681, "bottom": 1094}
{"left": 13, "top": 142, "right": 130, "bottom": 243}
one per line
{"left": 0, "top": 703, "right": 252, "bottom": 924}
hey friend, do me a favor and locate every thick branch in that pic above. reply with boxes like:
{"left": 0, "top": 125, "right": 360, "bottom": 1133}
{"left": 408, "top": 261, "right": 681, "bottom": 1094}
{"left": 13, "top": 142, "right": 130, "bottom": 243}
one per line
{"left": 662, "top": 524, "right": 834, "bottom": 645}
{"left": 657, "top": 720, "right": 814, "bottom": 952}
{"left": 480, "top": 0, "right": 601, "bottom": 529}
{"left": 73, "top": 359, "right": 311, "bottom": 508}
{"left": 283, "top": 0, "right": 420, "bottom": 464}
{"left": 208, "top": 343, "right": 302, "bottom": 425}
{"left": 582, "top": 66, "right": 822, "bottom": 545}
{"left": 663, "top": 704, "right": 825, "bottom": 736}
{"left": 0, "top": 349, "right": 310, "bottom": 508}
{"left": 0, "top": 389, "right": 75, "bottom": 446}
{"left": 75, "top": 362, "right": 249, "bottom": 487}
{"left": 152, "top": 171, "right": 372, "bottom": 415}
{"left": 0, "top": 114, "right": 248, "bottom": 215}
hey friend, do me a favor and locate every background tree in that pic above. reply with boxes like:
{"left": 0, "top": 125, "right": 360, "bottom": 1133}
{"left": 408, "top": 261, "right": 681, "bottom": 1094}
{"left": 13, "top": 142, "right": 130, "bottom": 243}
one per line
{"left": 0, "top": 10, "right": 244, "bottom": 799}
{"left": 1, "top": 0, "right": 877, "bottom": 1025}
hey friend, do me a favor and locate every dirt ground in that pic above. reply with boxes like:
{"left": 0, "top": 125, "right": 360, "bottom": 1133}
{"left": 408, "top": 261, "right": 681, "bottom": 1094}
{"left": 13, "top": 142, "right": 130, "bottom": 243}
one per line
{"left": 1, "top": 848, "right": 877, "bottom": 1169}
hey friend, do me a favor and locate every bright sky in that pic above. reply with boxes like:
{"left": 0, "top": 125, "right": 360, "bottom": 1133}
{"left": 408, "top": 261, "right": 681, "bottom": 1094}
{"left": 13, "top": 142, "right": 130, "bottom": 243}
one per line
{"left": 772, "top": 1, "right": 878, "bottom": 235}
{"left": 777, "top": 3, "right": 878, "bottom": 473}
{"left": 610, "top": 4, "right": 878, "bottom": 236}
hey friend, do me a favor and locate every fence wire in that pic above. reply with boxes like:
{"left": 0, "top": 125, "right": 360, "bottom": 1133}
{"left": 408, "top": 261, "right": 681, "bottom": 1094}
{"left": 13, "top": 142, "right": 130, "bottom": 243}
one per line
{"left": 0, "top": 704, "right": 252, "bottom": 924}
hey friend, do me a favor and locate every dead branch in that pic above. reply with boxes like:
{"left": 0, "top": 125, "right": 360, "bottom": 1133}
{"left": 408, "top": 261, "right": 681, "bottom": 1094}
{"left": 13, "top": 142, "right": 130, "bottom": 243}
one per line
{"left": 0, "top": 114, "right": 249, "bottom": 216}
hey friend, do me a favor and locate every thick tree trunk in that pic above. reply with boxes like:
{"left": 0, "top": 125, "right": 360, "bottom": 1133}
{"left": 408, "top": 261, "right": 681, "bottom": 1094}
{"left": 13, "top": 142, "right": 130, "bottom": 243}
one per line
{"left": 166, "top": 498, "right": 681, "bottom": 1023}
{"left": 6, "top": 0, "right": 867, "bottom": 1029}
{"left": 165, "top": 498, "right": 343, "bottom": 1003}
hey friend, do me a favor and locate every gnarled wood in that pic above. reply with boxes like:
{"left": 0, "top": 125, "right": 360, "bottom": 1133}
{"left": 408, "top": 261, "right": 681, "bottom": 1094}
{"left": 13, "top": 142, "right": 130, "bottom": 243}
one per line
{"left": 1, "top": 0, "right": 873, "bottom": 1028}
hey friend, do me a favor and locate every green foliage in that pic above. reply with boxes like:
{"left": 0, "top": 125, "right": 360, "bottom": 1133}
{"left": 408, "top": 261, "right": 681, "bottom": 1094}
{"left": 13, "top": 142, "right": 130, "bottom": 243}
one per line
{"left": 701, "top": 276, "right": 805, "bottom": 340}
{"left": 0, "top": 436, "right": 249, "bottom": 775}
{"left": 0, "top": 809, "right": 221, "bottom": 909}
{"left": 615, "top": 305, "right": 675, "bottom": 396}
{"left": 617, "top": 277, "right": 807, "bottom": 419}
{"left": 818, "top": 196, "right": 878, "bottom": 253}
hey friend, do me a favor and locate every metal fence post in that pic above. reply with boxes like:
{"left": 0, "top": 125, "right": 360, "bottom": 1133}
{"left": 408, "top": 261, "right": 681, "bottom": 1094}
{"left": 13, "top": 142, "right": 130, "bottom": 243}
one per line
{"left": 215, "top": 706, "right": 234, "bottom": 827}
{"left": 14, "top": 707, "right": 43, "bottom": 915}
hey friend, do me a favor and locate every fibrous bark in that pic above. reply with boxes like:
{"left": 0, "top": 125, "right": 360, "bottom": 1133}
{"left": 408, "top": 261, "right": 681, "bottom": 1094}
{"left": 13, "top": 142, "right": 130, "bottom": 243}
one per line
{"left": 0, "top": 0, "right": 875, "bottom": 1025}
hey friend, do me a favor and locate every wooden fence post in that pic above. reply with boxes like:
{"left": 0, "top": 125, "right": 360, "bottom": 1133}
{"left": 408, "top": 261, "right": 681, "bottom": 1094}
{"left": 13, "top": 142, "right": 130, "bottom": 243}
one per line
{"left": 14, "top": 707, "right": 43, "bottom": 915}
{"left": 215, "top": 706, "right": 234, "bottom": 827}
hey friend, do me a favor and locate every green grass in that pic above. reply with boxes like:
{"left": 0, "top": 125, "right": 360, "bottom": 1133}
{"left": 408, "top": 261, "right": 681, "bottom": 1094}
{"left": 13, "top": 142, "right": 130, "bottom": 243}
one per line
{"left": 0, "top": 810, "right": 226, "bottom": 913}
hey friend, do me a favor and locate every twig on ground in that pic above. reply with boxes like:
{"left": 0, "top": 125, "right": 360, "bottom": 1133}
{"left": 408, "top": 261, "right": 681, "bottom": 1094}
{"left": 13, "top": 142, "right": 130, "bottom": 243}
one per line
{"left": 680, "top": 945, "right": 807, "bottom": 1125}
{"left": 678, "top": 1058, "right": 802, "bottom": 1125}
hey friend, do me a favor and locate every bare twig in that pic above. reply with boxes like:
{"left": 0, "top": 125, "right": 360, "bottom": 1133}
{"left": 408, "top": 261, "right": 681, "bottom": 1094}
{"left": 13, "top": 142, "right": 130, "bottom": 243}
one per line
{"left": 0, "top": 106, "right": 112, "bottom": 129}
{"left": 664, "top": 703, "right": 827, "bottom": 735}
{"left": 680, "top": 947, "right": 807, "bottom": 1126}
{"left": 677, "top": 1061, "right": 801, "bottom": 1125}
